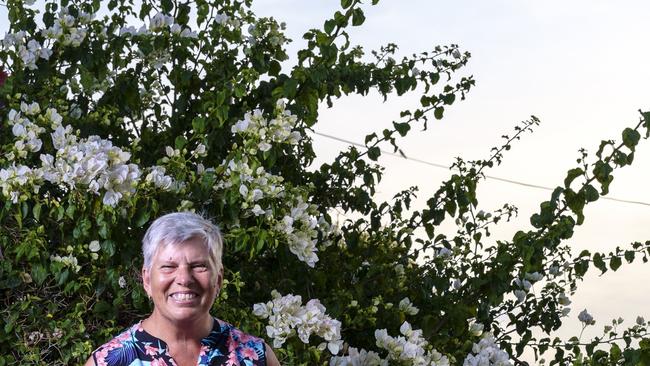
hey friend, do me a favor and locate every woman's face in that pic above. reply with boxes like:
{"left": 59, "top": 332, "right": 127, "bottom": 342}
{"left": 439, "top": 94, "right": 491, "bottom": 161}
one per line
{"left": 142, "top": 237, "right": 222, "bottom": 325}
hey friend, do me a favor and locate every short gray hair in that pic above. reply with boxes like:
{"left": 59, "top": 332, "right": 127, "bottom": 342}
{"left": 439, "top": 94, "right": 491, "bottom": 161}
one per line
{"left": 142, "top": 212, "right": 223, "bottom": 272}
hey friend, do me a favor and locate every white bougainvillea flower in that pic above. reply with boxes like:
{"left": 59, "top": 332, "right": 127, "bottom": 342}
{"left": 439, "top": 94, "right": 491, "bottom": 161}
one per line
{"left": 398, "top": 297, "right": 420, "bottom": 316}
{"left": 149, "top": 12, "right": 174, "bottom": 31}
{"left": 558, "top": 292, "right": 571, "bottom": 306}
{"left": 375, "top": 321, "right": 449, "bottom": 365}
{"left": 524, "top": 272, "right": 543, "bottom": 282}
{"left": 329, "top": 347, "right": 387, "bottom": 366}
{"left": 214, "top": 12, "right": 230, "bottom": 25}
{"left": 514, "top": 290, "right": 526, "bottom": 303}
{"left": 463, "top": 332, "right": 513, "bottom": 366}
{"left": 578, "top": 309, "right": 595, "bottom": 325}
{"left": 253, "top": 291, "right": 342, "bottom": 353}
{"left": 88, "top": 240, "right": 101, "bottom": 253}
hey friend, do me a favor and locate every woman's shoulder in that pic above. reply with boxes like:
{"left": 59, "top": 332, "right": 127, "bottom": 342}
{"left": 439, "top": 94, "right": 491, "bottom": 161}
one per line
{"left": 89, "top": 322, "right": 147, "bottom": 366}
{"left": 213, "top": 318, "right": 264, "bottom": 343}
{"left": 209, "top": 318, "right": 268, "bottom": 364}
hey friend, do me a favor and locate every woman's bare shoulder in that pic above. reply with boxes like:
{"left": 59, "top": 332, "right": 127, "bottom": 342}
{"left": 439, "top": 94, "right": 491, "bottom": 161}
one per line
{"left": 83, "top": 356, "right": 95, "bottom": 366}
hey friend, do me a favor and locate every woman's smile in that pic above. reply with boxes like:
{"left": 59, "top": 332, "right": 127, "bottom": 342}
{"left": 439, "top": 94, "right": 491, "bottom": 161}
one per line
{"left": 169, "top": 291, "right": 200, "bottom": 304}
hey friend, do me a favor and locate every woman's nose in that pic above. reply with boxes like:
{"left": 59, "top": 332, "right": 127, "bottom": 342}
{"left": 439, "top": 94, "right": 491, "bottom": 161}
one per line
{"left": 175, "top": 266, "right": 194, "bottom": 286}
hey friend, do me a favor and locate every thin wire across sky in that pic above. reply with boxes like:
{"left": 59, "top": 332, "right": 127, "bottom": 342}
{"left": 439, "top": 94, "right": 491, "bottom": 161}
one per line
{"left": 313, "top": 131, "right": 650, "bottom": 208}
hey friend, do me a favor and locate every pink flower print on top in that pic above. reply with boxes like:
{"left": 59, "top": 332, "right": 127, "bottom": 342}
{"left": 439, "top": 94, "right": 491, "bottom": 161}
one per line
{"left": 225, "top": 351, "right": 240, "bottom": 366}
{"left": 150, "top": 358, "right": 169, "bottom": 366}
{"left": 240, "top": 346, "right": 259, "bottom": 360}
{"left": 232, "top": 328, "right": 255, "bottom": 343}
{"left": 228, "top": 334, "right": 239, "bottom": 353}
{"left": 145, "top": 344, "right": 159, "bottom": 356}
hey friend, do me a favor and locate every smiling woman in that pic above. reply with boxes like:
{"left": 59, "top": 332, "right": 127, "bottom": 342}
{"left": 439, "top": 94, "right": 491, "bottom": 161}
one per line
{"left": 84, "top": 212, "right": 281, "bottom": 366}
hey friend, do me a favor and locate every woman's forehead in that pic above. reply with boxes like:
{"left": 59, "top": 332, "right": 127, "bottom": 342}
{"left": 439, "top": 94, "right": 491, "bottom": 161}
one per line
{"left": 154, "top": 238, "right": 210, "bottom": 260}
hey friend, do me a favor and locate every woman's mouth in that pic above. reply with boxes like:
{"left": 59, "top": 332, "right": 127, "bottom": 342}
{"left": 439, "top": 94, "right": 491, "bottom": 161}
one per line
{"left": 170, "top": 292, "right": 198, "bottom": 301}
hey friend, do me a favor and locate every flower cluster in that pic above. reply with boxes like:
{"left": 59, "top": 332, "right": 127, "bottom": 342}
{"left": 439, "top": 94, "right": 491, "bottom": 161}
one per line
{"left": 275, "top": 197, "right": 322, "bottom": 267}
{"left": 512, "top": 271, "right": 543, "bottom": 303}
{"left": 578, "top": 309, "right": 595, "bottom": 325}
{"left": 253, "top": 290, "right": 343, "bottom": 354}
{"left": 329, "top": 347, "right": 386, "bottom": 366}
{"left": 50, "top": 253, "right": 81, "bottom": 273}
{"left": 231, "top": 100, "right": 302, "bottom": 152}
{"left": 216, "top": 156, "right": 285, "bottom": 216}
{"left": 375, "top": 322, "right": 449, "bottom": 366}
{"left": 463, "top": 333, "right": 512, "bottom": 366}
{"left": 0, "top": 102, "right": 183, "bottom": 206}
{"left": 0, "top": 164, "right": 43, "bottom": 203}
{"left": 215, "top": 154, "right": 338, "bottom": 267}
{"left": 40, "top": 113, "right": 141, "bottom": 206}
{"left": 1, "top": 31, "right": 53, "bottom": 70}
{"left": 145, "top": 166, "right": 176, "bottom": 190}
{"left": 7, "top": 103, "right": 45, "bottom": 159}
{"left": 41, "top": 7, "right": 92, "bottom": 47}
{"left": 118, "top": 12, "right": 199, "bottom": 39}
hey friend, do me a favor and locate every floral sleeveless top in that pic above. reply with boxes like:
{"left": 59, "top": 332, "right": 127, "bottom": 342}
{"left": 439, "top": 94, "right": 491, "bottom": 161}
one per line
{"left": 91, "top": 318, "right": 267, "bottom": 366}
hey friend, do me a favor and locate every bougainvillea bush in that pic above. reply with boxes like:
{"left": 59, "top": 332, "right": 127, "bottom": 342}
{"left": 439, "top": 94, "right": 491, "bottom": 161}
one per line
{"left": 1, "top": 0, "right": 650, "bottom": 364}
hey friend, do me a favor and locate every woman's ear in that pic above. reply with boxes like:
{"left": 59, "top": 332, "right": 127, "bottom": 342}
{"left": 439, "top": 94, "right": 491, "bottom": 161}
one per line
{"left": 142, "top": 266, "right": 151, "bottom": 297}
{"left": 216, "top": 267, "right": 224, "bottom": 290}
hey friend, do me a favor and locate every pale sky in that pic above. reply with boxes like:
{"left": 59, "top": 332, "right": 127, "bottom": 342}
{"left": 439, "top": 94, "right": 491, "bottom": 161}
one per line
{"left": 2, "top": 0, "right": 650, "bottom": 361}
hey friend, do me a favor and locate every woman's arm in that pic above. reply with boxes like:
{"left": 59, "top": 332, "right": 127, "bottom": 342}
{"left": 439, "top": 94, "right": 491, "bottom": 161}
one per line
{"left": 265, "top": 343, "right": 281, "bottom": 366}
{"left": 83, "top": 356, "right": 96, "bottom": 366}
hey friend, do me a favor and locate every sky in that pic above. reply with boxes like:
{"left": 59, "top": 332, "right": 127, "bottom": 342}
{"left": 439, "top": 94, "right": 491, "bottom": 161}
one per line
{"left": 250, "top": 0, "right": 650, "bottom": 358}
{"left": 2, "top": 0, "right": 650, "bottom": 361}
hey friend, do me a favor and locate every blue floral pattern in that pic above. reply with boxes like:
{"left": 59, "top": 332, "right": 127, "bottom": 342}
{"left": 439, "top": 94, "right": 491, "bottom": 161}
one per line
{"left": 91, "top": 318, "right": 266, "bottom": 366}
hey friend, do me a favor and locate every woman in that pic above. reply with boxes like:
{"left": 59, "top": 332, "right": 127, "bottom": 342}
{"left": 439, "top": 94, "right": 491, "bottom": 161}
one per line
{"left": 85, "top": 212, "right": 281, "bottom": 366}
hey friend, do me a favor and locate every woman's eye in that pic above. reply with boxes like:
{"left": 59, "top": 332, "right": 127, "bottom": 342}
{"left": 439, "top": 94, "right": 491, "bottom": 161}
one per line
{"left": 193, "top": 265, "right": 208, "bottom": 271}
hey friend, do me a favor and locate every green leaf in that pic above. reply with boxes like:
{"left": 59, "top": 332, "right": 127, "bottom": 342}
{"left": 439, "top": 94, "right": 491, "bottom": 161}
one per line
{"left": 393, "top": 122, "right": 410, "bottom": 137}
{"left": 442, "top": 93, "right": 455, "bottom": 105}
{"left": 610, "top": 256, "right": 622, "bottom": 271}
{"left": 341, "top": 0, "right": 353, "bottom": 8}
{"left": 351, "top": 8, "right": 365, "bottom": 26}
{"left": 367, "top": 147, "right": 381, "bottom": 161}
{"left": 584, "top": 184, "right": 599, "bottom": 202}
{"left": 564, "top": 168, "right": 583, "bottom": 188}
{"left": 139, "top": 2, "right": 152, "bottom": 19}
{"left": 283, "top": 78, "right": 298, "bottom": 98}
{"left": 31, "top": 264, "right": 48, "bottom": 285}
{"left": 32, "top": 203, "right": 42, "bottom": 221}
{"left": 160, "top": 0, "right": 173, "bottom": 13}
{"left": 324, "top": 19, "right": 336, "bottom": 34}
{"left": 192, "top": 117, "right": 205, "bottom": 134}
{"left": 175, "top": 135, "right": 187, "bottom": 149}
{"left": 434, "top": 107, "right": 444, "bottom": 120}
{"left": 622, "top": 127, "right": 641, "bottom": 151}
{"left": 593, "top": 253, "right": 607, "bottom": 274}
{"left": 574, "top": 260, "right": 589, "bottom": 277}
{"left": 268, "top": 60, "right": 281, "bottom": 76}
{"left": 135, "top": 210, "right": 150, "bottom": 228}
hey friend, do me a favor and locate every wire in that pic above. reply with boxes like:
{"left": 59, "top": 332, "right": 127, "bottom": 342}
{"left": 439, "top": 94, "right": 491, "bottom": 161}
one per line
{"left": 312, "top": 131, "right": 650, "bottom": 207}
